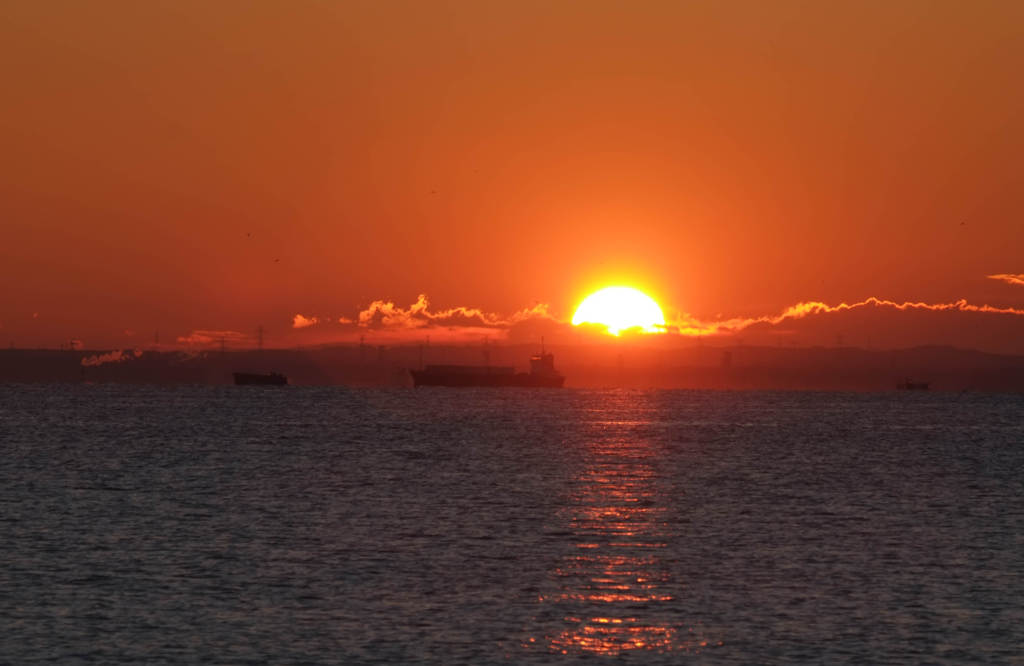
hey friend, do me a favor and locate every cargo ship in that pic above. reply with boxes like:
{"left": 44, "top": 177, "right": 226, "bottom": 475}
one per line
{"left": 410, "top": 351, "right": 565, "bottom": 388}
{"left": 233, "top": 371, "right": 288, "bottom": 386}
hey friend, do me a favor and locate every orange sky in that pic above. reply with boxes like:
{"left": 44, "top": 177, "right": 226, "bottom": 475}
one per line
{"left": 2, "top": 1, "right": 1022, "bottom": 351}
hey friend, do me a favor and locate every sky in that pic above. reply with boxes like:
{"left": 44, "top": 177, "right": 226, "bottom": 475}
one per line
{"left": 2, "top": 1, "right": 1022, "bottom": 351}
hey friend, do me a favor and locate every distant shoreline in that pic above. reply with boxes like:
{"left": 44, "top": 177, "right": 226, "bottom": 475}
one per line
{"left": 2, "top": 344, "right": 1023, "bottom": 392}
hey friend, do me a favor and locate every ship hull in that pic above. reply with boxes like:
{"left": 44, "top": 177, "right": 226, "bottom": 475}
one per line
{"left": 233, "top": 372, "right": 287, "bottom": 386}
{"left": 410, "top": 370, "right": 564, "bottom": 388}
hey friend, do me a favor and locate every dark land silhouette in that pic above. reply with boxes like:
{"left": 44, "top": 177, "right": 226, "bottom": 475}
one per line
{"left": 3, "top": 344, "right": 1024, "bottom": 392}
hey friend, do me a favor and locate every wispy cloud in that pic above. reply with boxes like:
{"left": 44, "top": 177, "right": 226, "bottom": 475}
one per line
{"left": 280, "top": 296, "right": 557, "bottom": 343}
{"left": 355, "top": 294, "right": 555, "bottom": 331}
{"left": 81, "top": 349, "right": 143, "bottom": 367}
{"left": 674, "top": 297, "right": 1024, "bottom": 336}
{"left": 280, "top": 292, "right": 1023, "bottom": 346}
{"left": 988, "top": 273, "right": 1024, "bottom": 287}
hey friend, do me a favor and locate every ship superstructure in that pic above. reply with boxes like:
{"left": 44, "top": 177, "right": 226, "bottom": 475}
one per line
{"left": 410, "top": 349, "right": 564, "bottom": 388}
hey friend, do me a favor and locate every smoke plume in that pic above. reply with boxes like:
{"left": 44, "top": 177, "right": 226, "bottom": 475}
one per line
{"left": 81, "top": 349, "right": 144, "bottom": 367}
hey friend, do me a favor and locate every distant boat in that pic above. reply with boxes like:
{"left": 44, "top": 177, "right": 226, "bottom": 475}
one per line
{"left": 897, "top": 378, "right": 929, "bottom": 390}
{"left": 233, "top": 371, "right": 287, "bottom": 386}
{"left": 410, "top": 352, "right": 565, "bottom": 388}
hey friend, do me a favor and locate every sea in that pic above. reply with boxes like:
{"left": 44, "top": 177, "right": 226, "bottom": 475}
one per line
{"left": 2, "top": 385, "right": 1022, "bottom": 664}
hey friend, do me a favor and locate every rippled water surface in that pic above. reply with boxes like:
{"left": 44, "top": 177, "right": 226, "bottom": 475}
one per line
{"left": 2, "top": 386, "right": 1023, "bottom": 663}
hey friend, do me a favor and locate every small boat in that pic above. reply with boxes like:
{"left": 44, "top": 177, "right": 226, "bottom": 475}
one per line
{"left": 233, "top": 371, "right": 287, "bottom": 386}
{"left": 897, "top": 378, "right": 929, "bottom": 390}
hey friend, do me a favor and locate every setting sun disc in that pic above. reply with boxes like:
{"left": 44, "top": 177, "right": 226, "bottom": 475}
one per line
{"left": 572, "top": 287, "right": 666, "bottom": 335}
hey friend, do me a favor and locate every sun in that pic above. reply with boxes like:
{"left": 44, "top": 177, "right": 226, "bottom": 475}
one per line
{"left": 572, "top": 286, "right": 666, "bottom": 335}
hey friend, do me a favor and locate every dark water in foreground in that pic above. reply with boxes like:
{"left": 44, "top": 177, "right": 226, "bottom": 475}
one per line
{"left": 2, "top": 386, "right": 1022, "bottom": 664}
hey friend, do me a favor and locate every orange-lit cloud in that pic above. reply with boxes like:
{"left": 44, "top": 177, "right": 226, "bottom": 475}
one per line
{"left": 355, "top": 294, "right": 554, "bottom": 331}
{"left": 358, "top": 294, "right": 485, "bottom": 329}
{"left": 81, "top": 349, "right": 143, "bottom": 367}
{"left": 673, "top": 297, "right": 1024, "bottom": 336}
{"left": 279, "top": 296, "right": 558, "bottom": 344}
{"left": 988, "top": 273, "right": 1024, "bottom": 287}
{"left": 176, "top": 330, "right": 250, "bottom": 347}
{"left": 281, "top": 293, "right": 1024, "bottom": 346}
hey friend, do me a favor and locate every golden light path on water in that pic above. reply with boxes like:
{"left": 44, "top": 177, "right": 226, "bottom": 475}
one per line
{"left": 526, "top": 397, "right": 722, "bottom": 656}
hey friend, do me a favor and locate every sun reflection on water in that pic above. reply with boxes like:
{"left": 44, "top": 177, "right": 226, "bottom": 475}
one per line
{"left": 527, "top": 399, "right": 721, "bottom": 656}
